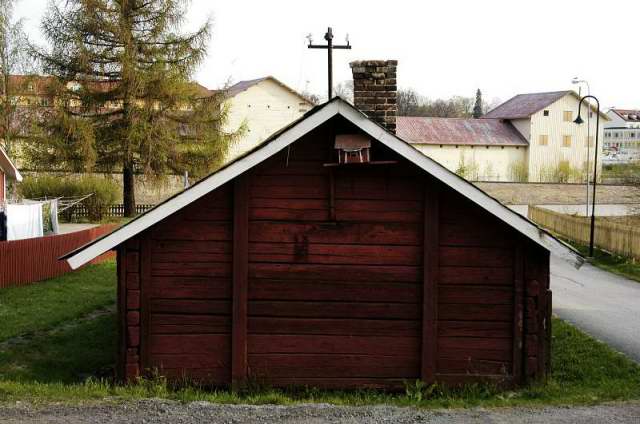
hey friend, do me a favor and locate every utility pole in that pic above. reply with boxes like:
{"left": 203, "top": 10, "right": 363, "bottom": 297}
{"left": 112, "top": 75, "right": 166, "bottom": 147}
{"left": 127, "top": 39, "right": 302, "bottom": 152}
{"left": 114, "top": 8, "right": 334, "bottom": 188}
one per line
{"left": 307, "top": 27, "right": 351, "bottom": 100}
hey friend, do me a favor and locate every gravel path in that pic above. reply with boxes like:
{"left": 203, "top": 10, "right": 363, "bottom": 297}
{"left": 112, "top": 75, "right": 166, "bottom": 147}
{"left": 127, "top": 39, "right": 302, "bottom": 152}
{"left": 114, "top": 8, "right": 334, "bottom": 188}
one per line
{"left": 475, "top": 182, "right": 640, "bottom": 205}
{"left": 1, "top": 400, "right": 640, "bottom": 423}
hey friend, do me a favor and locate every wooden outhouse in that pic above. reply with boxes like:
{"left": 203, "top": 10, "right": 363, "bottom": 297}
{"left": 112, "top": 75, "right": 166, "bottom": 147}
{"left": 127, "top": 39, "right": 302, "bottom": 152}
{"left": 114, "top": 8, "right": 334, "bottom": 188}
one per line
{"left": 65, "top": 96, "right": 581, "bottom": 390}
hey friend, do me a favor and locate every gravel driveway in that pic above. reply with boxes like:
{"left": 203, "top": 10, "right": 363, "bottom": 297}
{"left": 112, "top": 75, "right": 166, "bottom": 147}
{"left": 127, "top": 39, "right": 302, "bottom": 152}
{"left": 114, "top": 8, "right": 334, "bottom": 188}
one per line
{"left": 2, "top": 400, "right": 640, "bottom": 423}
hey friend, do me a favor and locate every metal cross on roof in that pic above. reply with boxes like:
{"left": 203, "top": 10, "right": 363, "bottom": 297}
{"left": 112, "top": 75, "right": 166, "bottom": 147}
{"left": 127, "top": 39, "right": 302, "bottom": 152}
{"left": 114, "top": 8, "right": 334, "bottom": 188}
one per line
{"left": 307, "top": 27, "right": 351, "bottom": 100}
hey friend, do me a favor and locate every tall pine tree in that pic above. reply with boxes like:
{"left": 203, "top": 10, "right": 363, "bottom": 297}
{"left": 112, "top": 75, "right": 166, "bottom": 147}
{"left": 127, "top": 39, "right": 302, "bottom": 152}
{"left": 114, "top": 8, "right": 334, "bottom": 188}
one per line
{"left": 30, "top": 0, "right": 237, "bottom": 216}
{"left": 472, "top": 88, "right": 483, "bottom": 118}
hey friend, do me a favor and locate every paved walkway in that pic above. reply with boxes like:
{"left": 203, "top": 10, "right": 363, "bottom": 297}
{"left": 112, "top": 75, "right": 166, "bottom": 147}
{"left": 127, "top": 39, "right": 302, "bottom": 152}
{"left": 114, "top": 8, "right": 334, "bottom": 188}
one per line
{"left": 551, "top": 255, "right": 640, "bottom": 362}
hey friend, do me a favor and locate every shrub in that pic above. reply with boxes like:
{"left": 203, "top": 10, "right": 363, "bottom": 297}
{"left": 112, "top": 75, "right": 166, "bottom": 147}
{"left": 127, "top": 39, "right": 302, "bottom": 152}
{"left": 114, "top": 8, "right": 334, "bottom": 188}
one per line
{"left": 508, "top": 161, "right": 528, "bottom": 182}
{"left": 19, "top": 175, "right": 119, "bottom": 221}
{"left": 455, "top": 153, "right": 479, "bottom": 180}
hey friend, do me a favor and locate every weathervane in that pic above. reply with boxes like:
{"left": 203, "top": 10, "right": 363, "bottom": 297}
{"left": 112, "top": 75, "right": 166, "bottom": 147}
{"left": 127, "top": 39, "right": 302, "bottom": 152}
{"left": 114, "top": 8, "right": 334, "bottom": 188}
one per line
{"left": 307, "top": 27, "right": 351, "bottom": 99}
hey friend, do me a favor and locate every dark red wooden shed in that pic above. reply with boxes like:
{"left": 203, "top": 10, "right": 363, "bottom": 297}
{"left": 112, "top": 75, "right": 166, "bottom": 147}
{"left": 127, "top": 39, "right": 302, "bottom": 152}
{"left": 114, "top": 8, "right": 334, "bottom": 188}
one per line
{"left": 65, "top": 95, "right": 581, "bottom": 390}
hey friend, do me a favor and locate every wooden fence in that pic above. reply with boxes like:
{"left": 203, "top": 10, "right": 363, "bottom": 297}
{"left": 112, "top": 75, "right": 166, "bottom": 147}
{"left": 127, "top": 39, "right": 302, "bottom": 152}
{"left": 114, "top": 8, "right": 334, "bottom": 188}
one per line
{"left": 528, "top": 206, "right": 640, "bottom": 260}
{"left": 0, "top": 224, "right": 117, "bottom": 288}
{"left": 69, "top": 203, "right": 154, "bottom": 221}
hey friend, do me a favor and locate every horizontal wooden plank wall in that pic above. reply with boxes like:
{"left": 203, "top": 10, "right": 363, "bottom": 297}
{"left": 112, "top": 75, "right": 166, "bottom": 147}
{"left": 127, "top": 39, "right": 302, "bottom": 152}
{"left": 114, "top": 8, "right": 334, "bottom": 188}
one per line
{"left": 436, "top": 191, "right": 517, "bottom": 382}
{"left": 140, "top": 182, "right": 235, "bottom": 384}
{"left": 523, "top": 244, "right": 551, "bottom": 380}
{"left": 245, "top": 130, "right": 424, "bottom": 389}
{"left": 0, "top": 224, "right": 116, "bottom": 288}
{"left": 119, "top": 238, "right": 142, "bottom": 381}
{"left": 121, "top": 120, "right": 551, "bottom": 387}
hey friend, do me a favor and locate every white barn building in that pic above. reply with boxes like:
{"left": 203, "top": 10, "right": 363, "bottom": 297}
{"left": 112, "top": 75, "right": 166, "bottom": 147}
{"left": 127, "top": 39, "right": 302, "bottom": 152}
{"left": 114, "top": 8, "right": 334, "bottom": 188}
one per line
{"left": 401, "top": 91, "right": 608, "bottom": 182}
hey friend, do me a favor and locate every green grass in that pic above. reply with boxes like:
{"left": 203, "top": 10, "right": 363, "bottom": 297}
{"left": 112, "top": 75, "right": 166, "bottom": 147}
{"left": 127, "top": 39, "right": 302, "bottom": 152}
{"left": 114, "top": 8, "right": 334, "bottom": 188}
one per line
{"left": 565, "top": 239, "right": 640, "bottom": 283}
{"left": 1, "top": 261, "right": 640, "bottom": 407}
{"left": 0, "top": 260, "right": 117, "bottom": 341}
{"left": 602, "top": 162, "right": 640, "bottom": 182}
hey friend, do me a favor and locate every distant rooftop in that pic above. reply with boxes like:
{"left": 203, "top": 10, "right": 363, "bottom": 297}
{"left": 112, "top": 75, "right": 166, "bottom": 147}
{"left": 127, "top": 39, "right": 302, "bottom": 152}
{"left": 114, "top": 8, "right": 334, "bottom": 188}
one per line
{"left": 223, "top": 76, "right": 313, "bottom": 104}
{"left": 610, "top": 109, "right": 640, "bottom": 122}
{"left": 483, "top": 91, "right": 571, "bottom": 119}
{"left": 397, "top": 117, "right": 528, "bottom": 147}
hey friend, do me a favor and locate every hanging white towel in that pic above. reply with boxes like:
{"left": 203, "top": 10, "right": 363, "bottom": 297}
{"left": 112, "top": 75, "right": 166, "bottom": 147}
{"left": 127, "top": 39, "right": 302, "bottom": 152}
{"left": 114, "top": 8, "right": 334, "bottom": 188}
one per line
{"left": 6, "top": 203, "right": 44, "bottom": 240}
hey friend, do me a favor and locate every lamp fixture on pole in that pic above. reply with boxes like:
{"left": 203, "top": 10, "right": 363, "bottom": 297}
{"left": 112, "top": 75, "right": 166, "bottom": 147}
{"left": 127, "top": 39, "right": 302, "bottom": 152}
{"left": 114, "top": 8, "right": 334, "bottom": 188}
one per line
{"left": 573, "top": 95, "right": 600, "bottom": 258}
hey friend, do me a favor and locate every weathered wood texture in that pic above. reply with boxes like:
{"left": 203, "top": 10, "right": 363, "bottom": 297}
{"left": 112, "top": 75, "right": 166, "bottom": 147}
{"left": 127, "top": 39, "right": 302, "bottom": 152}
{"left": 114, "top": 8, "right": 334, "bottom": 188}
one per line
{"left": 436, "top": 191, "right": 516, "bottom": 381}
{"left": 117, "top": 119, "right": 552, "bottom": 388}
{"left": 246, "top": 131, "right": 424, "bottom": 387}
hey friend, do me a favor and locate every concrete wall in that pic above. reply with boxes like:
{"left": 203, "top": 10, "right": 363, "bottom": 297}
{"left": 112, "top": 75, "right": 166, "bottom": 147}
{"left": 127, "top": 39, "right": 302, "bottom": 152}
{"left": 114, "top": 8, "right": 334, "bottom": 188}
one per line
{"left": 224, "top": 79, "right": 312, "bottom": 159}
{"left": 414, "top": 144, "right": 527, "bottom": 181}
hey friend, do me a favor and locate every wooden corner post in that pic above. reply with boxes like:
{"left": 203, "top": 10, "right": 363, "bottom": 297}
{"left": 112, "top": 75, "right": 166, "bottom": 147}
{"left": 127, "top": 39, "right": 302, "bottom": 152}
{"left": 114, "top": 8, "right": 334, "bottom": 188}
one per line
{"left": 232, "top": 174, "right": 250, "bottom": 391}
{"left": 422, "top": 180, "right": 439, "bottom": 383}
{"left": 513, "top": 242, "right": 525, "bottom": 383}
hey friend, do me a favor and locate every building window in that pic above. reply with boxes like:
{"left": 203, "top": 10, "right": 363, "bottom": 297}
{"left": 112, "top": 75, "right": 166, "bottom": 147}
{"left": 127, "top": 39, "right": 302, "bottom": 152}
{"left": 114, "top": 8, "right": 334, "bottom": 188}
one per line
{"left": 539, "top": 135, "right": 548, "bottom": 146}
{"left": 631, "top": 132, "right": 636, "bottom": 138}
{"left": 585, "top": 136, "right": 594, "bottom": 147}
{"left": 563, "top": 111, "right": 573, "bottom": 122}
{"left": 615, "top": 132, "right": 619, "bottom": 138}
{"left": 543, "top": 110, "right": 549, "bottom": 116}
{"left": 563, "top": 135, "right": 572, "bottom": 147}
{"left": 40, "top": 98, "right": 49, "bottom": 107}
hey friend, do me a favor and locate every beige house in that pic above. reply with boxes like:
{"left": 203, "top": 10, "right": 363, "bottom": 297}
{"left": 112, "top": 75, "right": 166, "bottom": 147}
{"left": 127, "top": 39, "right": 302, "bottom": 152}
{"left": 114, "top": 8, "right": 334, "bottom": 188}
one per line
{"left": 223, "top": 77, "right": 314, "bottom": 159}
{"left": 401, "top": 91, "right": 608, "bottom": 182}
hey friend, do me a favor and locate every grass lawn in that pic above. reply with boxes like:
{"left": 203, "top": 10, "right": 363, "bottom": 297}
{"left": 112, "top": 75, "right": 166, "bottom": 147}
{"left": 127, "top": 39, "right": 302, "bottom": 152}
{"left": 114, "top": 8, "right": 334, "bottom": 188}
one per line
{"left": 602, "top": 162, "right": 640, "bottom": 182}
{"left": 0, "top": 261, "right": 117, "bottom": 341}
{"left": 564, "top": 239, "right": 640, "bottom": 284}
{"left": 1, "top": 261, "right": 640, "bottom": 407}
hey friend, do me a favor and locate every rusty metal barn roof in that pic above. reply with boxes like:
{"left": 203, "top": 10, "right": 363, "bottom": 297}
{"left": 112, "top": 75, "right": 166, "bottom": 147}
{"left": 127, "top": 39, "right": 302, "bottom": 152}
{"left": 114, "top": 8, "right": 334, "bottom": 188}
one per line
{"left": 397, "top": 117, "right": 528, "bottom": 147}
{"left": 483, "top": 91, "right": 571, "bottom": 119}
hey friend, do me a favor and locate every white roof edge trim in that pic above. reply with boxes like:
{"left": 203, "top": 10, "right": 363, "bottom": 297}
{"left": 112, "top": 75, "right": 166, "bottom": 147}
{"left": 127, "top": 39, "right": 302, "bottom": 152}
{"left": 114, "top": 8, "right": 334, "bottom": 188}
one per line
{"left": 66, "top": 102, "right": 341, "bottom": 269}
{"left": 334, "top": 102, "right": 583, "bottom": 268}
{"left": 67, "top": 98, "right": 583, "bottom": 270}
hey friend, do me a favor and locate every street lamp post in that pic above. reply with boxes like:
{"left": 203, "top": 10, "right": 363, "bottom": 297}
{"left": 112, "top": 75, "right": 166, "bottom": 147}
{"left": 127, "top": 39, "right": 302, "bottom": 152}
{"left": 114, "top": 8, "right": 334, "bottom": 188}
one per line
{"left": 572, "top": 78, "right": 591, "bottom": 216}
{"left": 574, "top": 95, "right": 600, "bottom": 258}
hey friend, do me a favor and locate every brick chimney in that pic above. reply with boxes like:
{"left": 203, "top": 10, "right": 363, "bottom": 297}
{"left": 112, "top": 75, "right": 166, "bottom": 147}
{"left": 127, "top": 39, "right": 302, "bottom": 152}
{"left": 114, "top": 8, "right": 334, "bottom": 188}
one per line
{"left": 350, "top": 60, "right": 398, "bottom": 133}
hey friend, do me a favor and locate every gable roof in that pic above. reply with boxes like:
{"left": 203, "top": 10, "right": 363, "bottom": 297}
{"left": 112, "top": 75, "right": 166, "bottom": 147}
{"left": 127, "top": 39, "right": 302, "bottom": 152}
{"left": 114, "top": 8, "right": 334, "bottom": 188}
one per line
{"left": 225, "top": 76, "right": 314, "bottom": 105}
{"left": 397, "top": 117, "right": 528, "bottom": 147}
{"left": 63, "top": 97, "right": 583, "bottom": 269}
{"left": 0, "top": 147, "right": 22, "bottom": 181}
{"left": 483, "top": 91, "right": 571, "bottom": 119}
{"left": 484, "top": 90, "right": 609, "bottom": 120}
{"left": 609, "top": 109, "right": 640, "bottom": 122}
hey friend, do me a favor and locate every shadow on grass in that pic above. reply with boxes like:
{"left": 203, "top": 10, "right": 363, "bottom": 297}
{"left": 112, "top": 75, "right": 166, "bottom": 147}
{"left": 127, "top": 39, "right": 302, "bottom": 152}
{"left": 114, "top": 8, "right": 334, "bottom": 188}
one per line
{"left": 0, "top": 312, "right": 117, "bottom": 384}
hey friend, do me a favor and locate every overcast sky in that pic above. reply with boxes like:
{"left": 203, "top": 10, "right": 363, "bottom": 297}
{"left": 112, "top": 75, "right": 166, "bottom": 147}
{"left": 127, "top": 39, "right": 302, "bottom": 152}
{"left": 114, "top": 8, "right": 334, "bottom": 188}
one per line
{"left": 15, "top": 0, "right": 640, "bottom": 108}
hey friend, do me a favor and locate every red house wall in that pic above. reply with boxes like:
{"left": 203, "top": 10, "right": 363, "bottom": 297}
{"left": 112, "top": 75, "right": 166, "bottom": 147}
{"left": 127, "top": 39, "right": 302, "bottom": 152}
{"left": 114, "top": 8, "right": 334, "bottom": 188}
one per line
{"left": 116, "top": 118, "right": 551, "bottom": 388}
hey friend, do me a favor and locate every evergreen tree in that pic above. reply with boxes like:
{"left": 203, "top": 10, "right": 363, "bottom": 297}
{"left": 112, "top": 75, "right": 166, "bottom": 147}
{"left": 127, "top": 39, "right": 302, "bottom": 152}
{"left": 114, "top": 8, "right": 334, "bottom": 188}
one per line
{"left": 472, "top": 88, "right": 483, "bottom": 118}
{"left": 29, "top": 0, "right": 237, "bottom": 216}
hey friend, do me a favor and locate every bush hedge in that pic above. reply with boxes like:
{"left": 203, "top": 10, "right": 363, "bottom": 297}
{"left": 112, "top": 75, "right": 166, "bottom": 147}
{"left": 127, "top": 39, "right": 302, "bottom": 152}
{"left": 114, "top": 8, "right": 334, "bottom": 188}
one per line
{"left": 19, "top": 175, "right": 119, "bottom": 221}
